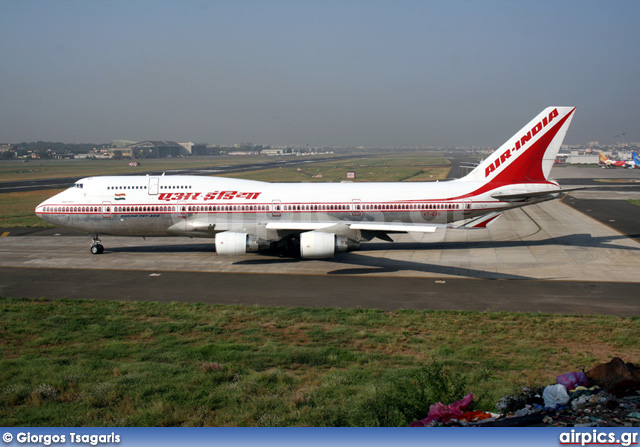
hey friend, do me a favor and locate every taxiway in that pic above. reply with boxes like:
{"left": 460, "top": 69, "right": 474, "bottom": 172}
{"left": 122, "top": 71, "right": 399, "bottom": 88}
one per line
{"left": 1, "top": 165, "right": 639, "bottom": 316}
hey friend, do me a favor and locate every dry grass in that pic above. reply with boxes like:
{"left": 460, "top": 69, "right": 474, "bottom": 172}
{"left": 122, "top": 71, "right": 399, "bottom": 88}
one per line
{"left": 0, "top": 189, "right": 63, "bottom": 227}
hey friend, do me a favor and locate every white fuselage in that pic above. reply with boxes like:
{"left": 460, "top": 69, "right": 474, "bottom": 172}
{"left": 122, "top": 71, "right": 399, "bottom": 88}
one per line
{"left": 35, "top": 174, "right": 558, "bottom": 240}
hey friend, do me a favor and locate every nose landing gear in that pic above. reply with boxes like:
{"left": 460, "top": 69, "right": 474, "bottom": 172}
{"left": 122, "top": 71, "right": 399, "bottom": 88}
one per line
{"left": 90, "top": 235, "right": 104, "bottom": 255}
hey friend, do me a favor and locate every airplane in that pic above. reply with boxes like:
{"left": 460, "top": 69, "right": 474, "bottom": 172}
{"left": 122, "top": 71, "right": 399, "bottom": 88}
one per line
{"left": 598, "top": 151, "right": 627, "bottom": 168}
{"left": 35, "top": 106, "right": 579, "bottom": 259}
{"left": 630, "top": 152, "right": 640, "bottom": 169}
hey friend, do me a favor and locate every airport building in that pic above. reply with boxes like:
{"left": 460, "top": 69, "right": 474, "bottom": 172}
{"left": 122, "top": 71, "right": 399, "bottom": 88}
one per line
{"left": 129, "top": 141, "right": 190, "bottom": 158}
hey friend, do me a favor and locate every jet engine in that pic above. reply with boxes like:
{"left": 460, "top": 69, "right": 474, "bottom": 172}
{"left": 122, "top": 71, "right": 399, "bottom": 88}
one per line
{"left": 299, "top": 231, "right": 359, "bottom": 259}
{"left": 215, "top": 232, "right": 268, "bottom": 255}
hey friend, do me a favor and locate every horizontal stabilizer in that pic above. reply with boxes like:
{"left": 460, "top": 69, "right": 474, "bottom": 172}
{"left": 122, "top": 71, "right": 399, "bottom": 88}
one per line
{"left": 491, "top": 186, "right": 597, "bottom": 201}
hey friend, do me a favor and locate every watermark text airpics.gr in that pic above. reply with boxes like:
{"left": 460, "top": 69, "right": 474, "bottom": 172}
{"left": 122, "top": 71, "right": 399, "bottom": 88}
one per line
{"left": 560, "top": 429, "right": 638, "bottom": 447}
{"left": 5, "top": 432, "right": 121, "bottom": 446}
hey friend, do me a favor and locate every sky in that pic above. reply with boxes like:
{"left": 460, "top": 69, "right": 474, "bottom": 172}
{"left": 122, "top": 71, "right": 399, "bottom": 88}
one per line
{"left": 1, "top": 0, "right": 639, "bottom": 147}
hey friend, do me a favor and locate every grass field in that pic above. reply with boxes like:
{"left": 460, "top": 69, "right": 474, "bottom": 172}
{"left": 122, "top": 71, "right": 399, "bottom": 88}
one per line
{"left": 0, "top": 189, "right": 63, "bottom": 228}
{"left": 629, "top": 199, "right": 640, "bottom": 207}
{"left": 1, "top": 297, "right": 638, "bottom": 426}
{"left": 0, "top": 156, "right": 304, "bottom": 182}
{"left": 220, "top": 155, "right": 450, "bottom": 183}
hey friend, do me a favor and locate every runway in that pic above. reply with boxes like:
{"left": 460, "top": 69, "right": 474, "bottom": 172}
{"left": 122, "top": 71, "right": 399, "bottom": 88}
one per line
{"left": 3, "top": 266, "right": 639, "bottom": 316}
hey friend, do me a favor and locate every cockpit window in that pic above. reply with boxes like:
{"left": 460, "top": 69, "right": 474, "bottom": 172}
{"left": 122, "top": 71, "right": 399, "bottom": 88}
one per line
{"left": 74, "top": 183, "right": 83, "bottom": 189}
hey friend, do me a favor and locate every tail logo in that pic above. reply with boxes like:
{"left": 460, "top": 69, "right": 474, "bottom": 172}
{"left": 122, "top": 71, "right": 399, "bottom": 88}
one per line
{"left": 485, "top": 108, "right": 559, "bottom": 178}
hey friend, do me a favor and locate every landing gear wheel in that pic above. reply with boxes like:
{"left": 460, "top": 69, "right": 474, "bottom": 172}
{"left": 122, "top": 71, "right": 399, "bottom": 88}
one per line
{"left": 90, "top": 235, "right": 104, "bottom": 255}
{"left": 90, "top": 244, "right": 104, "bottom": 255}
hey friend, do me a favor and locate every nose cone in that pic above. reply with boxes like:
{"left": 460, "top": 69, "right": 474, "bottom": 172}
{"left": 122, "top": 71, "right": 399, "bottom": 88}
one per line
{"left": 35, "top": 200, "right": 48, "bottom": 220}
{"left": 35, "top": 197, "right": 56, "bottom": 223}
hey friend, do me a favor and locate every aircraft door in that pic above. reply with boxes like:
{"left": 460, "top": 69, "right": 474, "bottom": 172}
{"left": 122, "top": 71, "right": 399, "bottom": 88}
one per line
{"left": 351, "top": 199, "right": 361, "bottom": 216}
{"left": 148, "top": 177, "right": 159, "bottom": 195}
{"left": 271, "top": 200, "right": 281, "bottom": 217}
{"left": 102, "top": 201, "right": 111, "bottom": 218}
{"left": 461, "top": 199, "right": 472, "bottom": 220}
{"left": 177, "top": 201, "right": 187, "bottom": 218}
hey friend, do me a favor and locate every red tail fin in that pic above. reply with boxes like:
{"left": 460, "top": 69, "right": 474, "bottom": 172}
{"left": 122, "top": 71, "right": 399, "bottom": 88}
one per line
{"left": 462, "top": 107, "right": 576, "bottom": 185}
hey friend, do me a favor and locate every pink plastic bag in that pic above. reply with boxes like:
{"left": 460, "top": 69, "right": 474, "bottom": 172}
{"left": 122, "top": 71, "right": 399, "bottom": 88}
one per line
{"left": 411, "top": 393, "right": 474, "bottom": 426}
{"left": 556, "top": 371, "right": 588, "bottom": 391}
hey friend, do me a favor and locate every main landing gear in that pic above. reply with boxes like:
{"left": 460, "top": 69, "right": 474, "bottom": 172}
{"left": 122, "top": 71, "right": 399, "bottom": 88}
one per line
{"left": 90, "top": 235, "right": 104, "bottom": 255}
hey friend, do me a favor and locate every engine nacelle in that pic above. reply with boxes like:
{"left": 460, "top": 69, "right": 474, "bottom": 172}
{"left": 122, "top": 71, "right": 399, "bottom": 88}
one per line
{"left": 299, "top": 231, "right": 359, "bottom": 259}
{"left": 215, "top": 232, "right": 267, "bottom": 255}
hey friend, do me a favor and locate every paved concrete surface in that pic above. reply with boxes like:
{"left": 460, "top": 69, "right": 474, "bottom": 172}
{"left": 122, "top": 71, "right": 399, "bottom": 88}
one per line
{"left": 564, "top": 196, "right": 640, "bottom": 243}
{"left": 2, "top": 200, "right": 639, "bottom": 281}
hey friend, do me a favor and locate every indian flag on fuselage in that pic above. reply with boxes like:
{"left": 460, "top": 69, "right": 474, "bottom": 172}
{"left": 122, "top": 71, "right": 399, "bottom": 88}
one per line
{"left": 114, "top": 193, "right": 126, "bottom": 201}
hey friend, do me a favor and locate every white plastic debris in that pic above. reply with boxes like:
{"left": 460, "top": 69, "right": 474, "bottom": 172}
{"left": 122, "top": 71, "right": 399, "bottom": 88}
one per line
{"left": 543, "top": 384, "right": 570, "bottom": 408}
